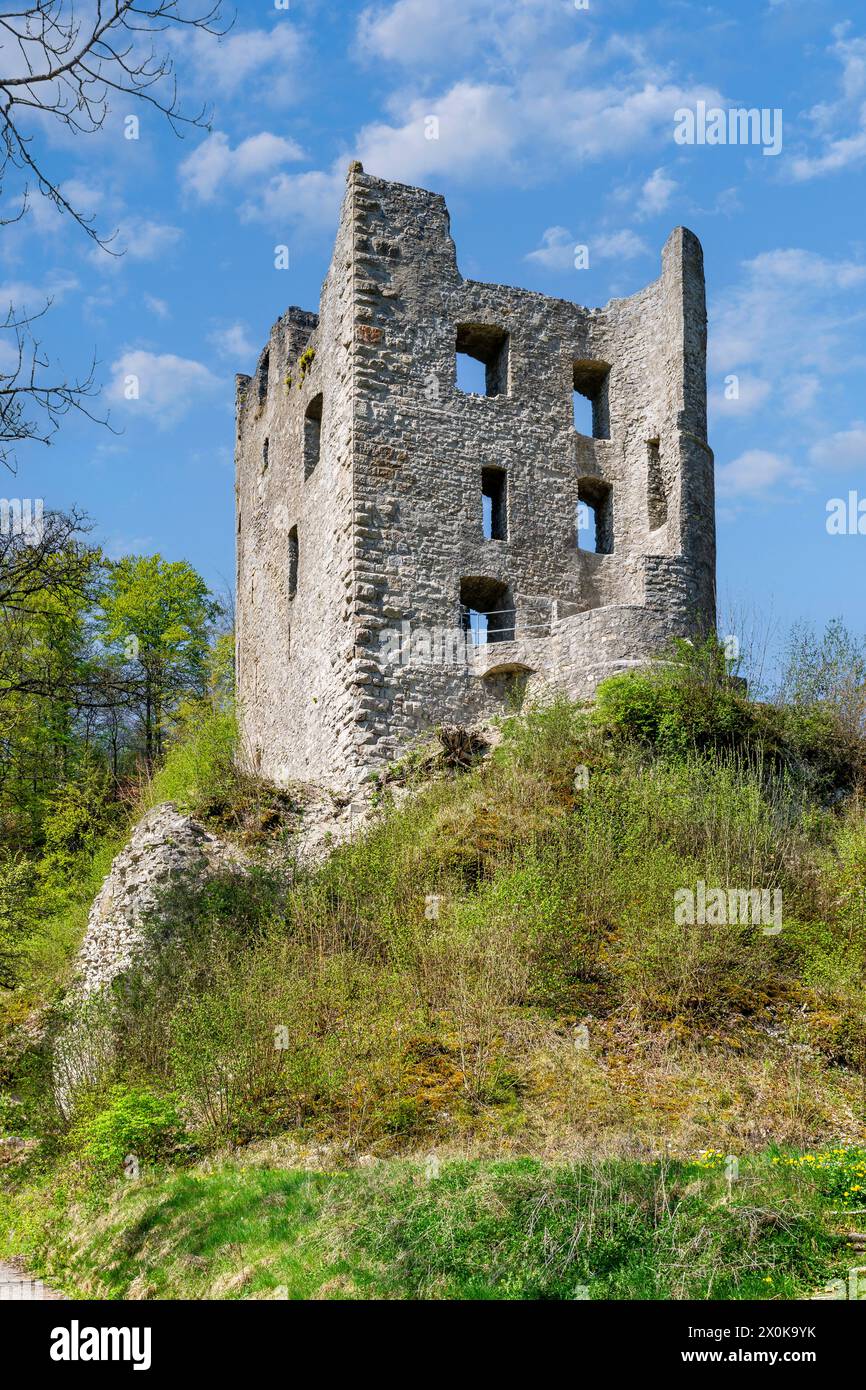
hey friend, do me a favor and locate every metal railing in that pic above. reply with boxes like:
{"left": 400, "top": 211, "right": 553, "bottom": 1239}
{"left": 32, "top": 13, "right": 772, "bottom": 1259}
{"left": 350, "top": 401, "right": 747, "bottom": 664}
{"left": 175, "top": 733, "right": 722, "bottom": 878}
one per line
{"left": 460, "top": 604, "right": 518, "bottom": 645}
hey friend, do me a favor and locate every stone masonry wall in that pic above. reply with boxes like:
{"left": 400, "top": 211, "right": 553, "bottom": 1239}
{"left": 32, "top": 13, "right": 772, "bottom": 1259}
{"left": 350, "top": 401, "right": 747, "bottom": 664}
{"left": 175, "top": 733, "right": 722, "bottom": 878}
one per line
{"left": 236, "top": 164, "right": 716, "bottom": 792}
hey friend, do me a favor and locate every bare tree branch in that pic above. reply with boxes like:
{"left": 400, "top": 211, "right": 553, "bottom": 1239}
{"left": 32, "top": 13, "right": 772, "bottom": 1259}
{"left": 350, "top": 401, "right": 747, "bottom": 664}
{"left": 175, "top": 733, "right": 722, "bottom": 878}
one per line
{"left": 0, "top": 300, "right": 117, "bottom": 470}
{"left": 0, "top": 1, "right": 229, "bottom": 468}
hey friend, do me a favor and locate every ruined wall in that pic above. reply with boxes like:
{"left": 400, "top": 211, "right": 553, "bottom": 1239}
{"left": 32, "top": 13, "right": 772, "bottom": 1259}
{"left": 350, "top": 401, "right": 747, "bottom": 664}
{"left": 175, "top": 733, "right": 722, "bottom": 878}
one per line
{"left": 236, "top": 164, "right": 716, "bottom": 792}
{"left": 235, "top": 180, "right": 358, "bottom": 786}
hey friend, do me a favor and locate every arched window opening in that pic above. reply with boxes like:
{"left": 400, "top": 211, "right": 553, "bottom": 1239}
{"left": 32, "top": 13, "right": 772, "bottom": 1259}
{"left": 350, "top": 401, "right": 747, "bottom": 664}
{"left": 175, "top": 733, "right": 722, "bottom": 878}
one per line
{"left": 304, "top": 393, "right": 323, "bottom": 477}
{"left": 577, "top": 478, "right": 613, "bottom": 554}
{"left": 460, "top": 576, "right": 515, "bottom": 645}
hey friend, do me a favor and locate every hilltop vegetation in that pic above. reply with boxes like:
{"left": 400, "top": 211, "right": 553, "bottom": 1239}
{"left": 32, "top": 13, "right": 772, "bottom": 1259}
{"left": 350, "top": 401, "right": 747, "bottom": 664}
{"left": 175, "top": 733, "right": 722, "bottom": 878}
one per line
{"left": 2, "top": 631, "right": 866, "bottom": 1299}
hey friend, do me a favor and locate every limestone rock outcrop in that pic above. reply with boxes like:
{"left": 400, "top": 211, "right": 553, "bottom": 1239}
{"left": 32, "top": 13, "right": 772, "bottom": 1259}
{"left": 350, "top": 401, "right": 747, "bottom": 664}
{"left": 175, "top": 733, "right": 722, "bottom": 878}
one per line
{"left": 71, "top": 802, "right": 239, "bottom": 1000}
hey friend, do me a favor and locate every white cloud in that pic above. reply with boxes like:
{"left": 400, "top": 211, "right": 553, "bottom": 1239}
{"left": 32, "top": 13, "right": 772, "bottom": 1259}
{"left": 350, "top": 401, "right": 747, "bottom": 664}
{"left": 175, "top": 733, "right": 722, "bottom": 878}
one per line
{"left": 809, "top": 423, "right": 866, "bottom": 471}
{"left": 790, "top": 126, "right": 866, "bottom": 181}
{"left": 779, "top": 373, "right": 821, "bottom": 416}
{"left": 356, "top": 83, "right": 521, "bottom": 184}
{"left": 525, "top": 226, "right": 575, "bottom": 271}
{"left": 744, "top": 247, "right": 866, "bottom": 291}
{"left": 107, "top": 350, "right": 220, "bottom": 425}
{"left": 0, "top": 273, "right": 79, "bottom": 312}
{"left": 172, "top": 24, "right": 304, "bottom": 104}
{"left": 790, "top": 31, "right": 866, "bottom": 180}
{"left": 635, "top": 166, "right": 677, "bottom": 219}
{"left": 245, "top": 60, "right": 711, "bottom": 228}
{"left": 596, "top": 229, "right": 649, "bottom": 260}
{"left": 709, "top": 247, "right": 866, "bottom": 497}
{"left": 347, "top": 71, "right": 722, "bottom": 190}
{"left": 710, "top": 248, "right": 866, "bottom": 381}
{"left": 180, "top": 131, "right": 305, "bottom": 203}
{"left": 524, "top": 78, "right": 724, "bottom": 167}
{"left": 19, "top": 177, "right": 106, "bottom": 236}
{"left": 241, "top": 165, "right": 346, "bottom": 231}
{"left": 526, "top": 225, "right": 648, "bottom": 270}
{"left": 209, "top": 323, "right": 257, "bottom": 361}
{"left": 220, "top": 10, "right": 723, "bottom": 235}
{"left": 709, "top": 375, "right": 772, "bottom": 418}
{"left": 103, "top": 534, "right": 155, "bottom": 561}
{"left": 144, "top": 295, "right": 170, "bottom": 320}
{"left": 345, "top": 21, "right": 728, "bottom": 191}
{"left": 716, "top": 449, "right": 801, "bottom": 497}
{"left": 0, "top": 338, "right": 21, "bottom": 374}
{"left": 705, "top": 186, "right": 742, "bottom": 218}
{"left": 62, "top": 179, "right": 105, "bottom": 210}
{"left": 357, "top": 0, "right": 498, "bottom": 67}
{"left": 357, "top": 0, "right": 642, "bottom": 75}
{"left": 108, "top": 218, "right": 182, "bottom": 263}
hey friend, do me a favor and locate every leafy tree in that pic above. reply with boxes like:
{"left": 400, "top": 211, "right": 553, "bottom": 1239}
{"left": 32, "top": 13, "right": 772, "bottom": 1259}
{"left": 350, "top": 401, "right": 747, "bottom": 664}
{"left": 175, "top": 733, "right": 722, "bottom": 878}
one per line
{"left": 96, "top": 555, "right": 221, "bottom": 765}
{"left": 206, "top": 630, "right": 235, "bottom": 714}
{"left": 0, "top": 508, "right": 100, "bottom": 700}
{"left": 0, "top": 509, "right": 109, "bottom": 844}
{"left": 780, "top": 619, "right": 866, "bottom": 736}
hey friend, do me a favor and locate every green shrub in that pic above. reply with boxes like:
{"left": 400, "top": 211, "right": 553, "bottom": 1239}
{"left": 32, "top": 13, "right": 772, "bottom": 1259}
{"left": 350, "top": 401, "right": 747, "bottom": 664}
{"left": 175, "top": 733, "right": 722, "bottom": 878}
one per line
{"left": 69, "top": 1085, "right": 184, "bottom": 1176}
{"left": 143, "top": 706, "right": 238, "bottom": 815}
{"left": 0, "top": 855, "right": 33, "bottom": 989}
{"left": 596, "top": 638, "right": 865, "bottom": 794}
{"left": 595, "top": 640, "right": 754, "bottom": 756}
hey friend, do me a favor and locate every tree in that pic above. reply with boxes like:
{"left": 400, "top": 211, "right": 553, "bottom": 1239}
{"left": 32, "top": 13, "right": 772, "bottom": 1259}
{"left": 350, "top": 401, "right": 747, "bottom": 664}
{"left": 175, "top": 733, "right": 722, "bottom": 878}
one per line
{"left": 0, "top": 0, "right": 225, "bottom": 470}
{"left": 780, "top": 619, "right": 866, "bottom": 737}
{"left": 0, "top": 506, "right": 101, "bottom": 702}
{"left": 0, "top": 507, "right": 108, "bottom": 842}
{"left": 96, "top": 554, "right": 221, "bottom": 765}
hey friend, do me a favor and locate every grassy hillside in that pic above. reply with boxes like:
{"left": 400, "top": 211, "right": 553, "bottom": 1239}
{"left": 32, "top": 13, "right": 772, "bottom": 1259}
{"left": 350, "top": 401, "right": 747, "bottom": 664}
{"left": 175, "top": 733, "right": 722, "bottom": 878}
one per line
{"left": 1, "top": 1149, "right": 861, "bottom": 1300}
{"left": 2, "top": 639, "right": 866, "bottom": 1299}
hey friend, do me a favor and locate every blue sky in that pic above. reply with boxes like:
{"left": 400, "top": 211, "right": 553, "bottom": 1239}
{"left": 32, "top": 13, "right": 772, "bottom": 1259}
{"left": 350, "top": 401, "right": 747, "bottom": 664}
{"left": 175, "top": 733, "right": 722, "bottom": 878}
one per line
{"left": 3, "top": 0, "right": 865, "bottom": 664}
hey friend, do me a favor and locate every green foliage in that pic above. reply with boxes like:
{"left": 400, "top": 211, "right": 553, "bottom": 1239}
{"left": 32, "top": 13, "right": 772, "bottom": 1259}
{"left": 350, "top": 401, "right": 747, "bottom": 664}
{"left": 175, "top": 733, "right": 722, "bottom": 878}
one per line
{"left": 143, "top": 706, "right": 238, "bottom": 816}
{"left": 4, "top": 607, "right": 866, "bottom": 1288}
{"left": 335, "top": 1156, "right": 839, "bottom": 1301}
{"left": 773, "top": 1147, "right": 866, "bottom": 1203}
{"left": 0, "top": 1150, "right": 848, "bottom": 1301}
{"left": 296, "top": 346, "right": 315, "bottom": 387}
{"left": 595, "top": 639, "right": 754, "bottom": 755}
{"left": 596, "top": 637, "right": 865, "bottom": 793}
{"left": 206, "top": 631, "right": 235, "bottom": 713}
{"left": 54, "top": 686, "right": 861, "bottom": 1154}
{"left": 0, "top": 854, "right": 32, "bottom": 988}
{"left": 40, "top": 758, "right": 117, "bottom": 869}
{"left": 96, "top": 554, "right": 222, "bottom": 763}
{"left": 0, "top": 517, "right": 104, "bottom": 851}
{"left": 781, "top": 618, "right": 866, "bottom": 735}
{"left": 69, "top": 1085, "right": 184, "bottom": 1176}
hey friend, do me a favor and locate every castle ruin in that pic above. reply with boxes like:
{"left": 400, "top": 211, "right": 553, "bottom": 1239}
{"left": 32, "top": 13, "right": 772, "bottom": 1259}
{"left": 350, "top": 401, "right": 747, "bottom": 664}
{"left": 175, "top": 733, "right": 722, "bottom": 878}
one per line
{"left": 235, "top": 163, "right": 716, "bottom": 791}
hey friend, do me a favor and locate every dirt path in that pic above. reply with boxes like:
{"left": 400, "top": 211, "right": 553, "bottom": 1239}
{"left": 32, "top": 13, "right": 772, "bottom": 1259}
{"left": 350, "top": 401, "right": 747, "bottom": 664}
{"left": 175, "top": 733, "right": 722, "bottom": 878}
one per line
{"left": 0, "top": 1259, "right": 66, "bottom": 1300}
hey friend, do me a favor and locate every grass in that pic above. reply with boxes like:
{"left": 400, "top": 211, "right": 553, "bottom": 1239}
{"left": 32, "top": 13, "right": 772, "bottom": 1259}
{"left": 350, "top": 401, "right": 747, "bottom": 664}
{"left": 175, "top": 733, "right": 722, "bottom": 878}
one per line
{"left": 2, "top": 836, "right": 122, "bottom": 1033}
{"left": 0, "top": 1147, "right": 855, "bottom": 1300}
{"left": 6, "top": 693, "right": 861, "bottom": 1159}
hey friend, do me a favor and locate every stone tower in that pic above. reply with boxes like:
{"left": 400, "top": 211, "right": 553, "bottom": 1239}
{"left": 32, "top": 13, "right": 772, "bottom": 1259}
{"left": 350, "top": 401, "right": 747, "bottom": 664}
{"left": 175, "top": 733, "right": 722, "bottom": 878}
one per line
{"left": 235, "top": 163, "right": 715, "bottom": 791}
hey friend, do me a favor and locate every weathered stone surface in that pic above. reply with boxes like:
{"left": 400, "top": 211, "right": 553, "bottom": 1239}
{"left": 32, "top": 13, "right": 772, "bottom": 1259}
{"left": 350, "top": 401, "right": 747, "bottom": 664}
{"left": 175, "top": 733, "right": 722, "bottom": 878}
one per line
{"left": 72, "top": 803, "right": 237, "bottom": 1000}
{"left": 235, "top": 166, "right": 715, "bottom": 794}
{"left": 0, "top": 1260, "right": 66, "bottom": 1300}
{"left": 67, "top": 792, "right": 382, "bottom": 1005}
